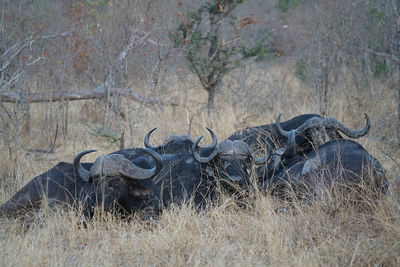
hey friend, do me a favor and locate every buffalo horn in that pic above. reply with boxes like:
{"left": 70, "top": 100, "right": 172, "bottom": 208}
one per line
{"left": 322, "top": 113, "right": 371, "bottom": 139}
{"left": 275, "top": 114, "right": 323, "bottom": 137}
{"left": 276, "top": 113, "right": 371, "bottom": 139}
{"left": 73, "top": 150, "right": 97, "bottom": 182}
{"left": 91, "top": 148, "right": 163, "bottom": 181}
{"left": 118, "top": 148, "right": 163, "bottom": 180}
{"left": 202, "top": 127, "right": 218, "bottom": 149}
{"left": 144, "top": 128, "right": 158, "bottom": 150}
{"left": 251, "top": 144, "right": 271, "bottom": 165}
{"left": 192, "top": 136, "right": 220, "bottom": 163}
{"left": 282, "top": 130, "right": 297, "bottom": 158}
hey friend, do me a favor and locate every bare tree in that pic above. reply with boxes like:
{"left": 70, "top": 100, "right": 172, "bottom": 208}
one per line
{"left": 0, "top": 1, "right": 179, "bottom": 152}
{"left": 172, "top": 0, "right": 273, "bottom": 116}
{"left": 392, "top": 0, "right": 400, "bottom": 139}
{"left": 292, "top": 0, "right": 399, "bottom": 124}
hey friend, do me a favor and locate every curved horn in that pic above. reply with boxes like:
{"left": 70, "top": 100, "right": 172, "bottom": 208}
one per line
{"left": 251, "top": 144, "right": 272, "bottom": 165}
{"left": 197, "top": 127, "right": 218, "bottom": 149}
{"left": 322, "top": 113, "right": 371, "bottom": 139}
{"left": 275, "top": 114, "right": 290, "bottom": 137}
{"left": 73, "top": 150, "right": 97, "bottom": 182}
{"left": 192, "top": 136, "right": 220, "bottom": 163}
{"left": 144, "top": 128, "right": 158, "bottom": 150}
{"left": 91, "top": 148, "right": 163, "bottom": 181}
{"left": 276, "top": 114, "right": 324, "bottom": 137}
{"left": 119, "top": 148, "right": 163, "bottom": 180}
{"left": 282, "top": 130, "right": 297, "bottom": 158}
{"left": 276, "top": 113, "right": 371, "bottom": 139}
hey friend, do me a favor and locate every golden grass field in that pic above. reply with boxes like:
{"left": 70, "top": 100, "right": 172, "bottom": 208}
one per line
{"left": 1, "top": 62, "right": 399, "bottom": 266}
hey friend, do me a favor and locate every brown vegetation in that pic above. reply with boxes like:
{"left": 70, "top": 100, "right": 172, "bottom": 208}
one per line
{"left": 0, "top": 0, "right": 399, "bottom": 266}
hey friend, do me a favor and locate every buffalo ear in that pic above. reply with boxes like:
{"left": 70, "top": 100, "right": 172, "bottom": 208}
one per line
{"left": 301, "top": 158, "right": 321, "bottom": 175}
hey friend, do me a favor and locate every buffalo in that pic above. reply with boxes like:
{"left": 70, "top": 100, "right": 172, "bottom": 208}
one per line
{"left": 73, "top": 128, "right": 270, "bottom": 217}
{"left": 0, "top": 126, "right": 267, "bottom": 220}
{"left": 0, "top": 148, "right": 163, "bottom": 219}
{"left": 228, "top": 113, "right": 371, "bottom": 155}
{"left": 260, "top": 129, "right": 388, "bottom": 200}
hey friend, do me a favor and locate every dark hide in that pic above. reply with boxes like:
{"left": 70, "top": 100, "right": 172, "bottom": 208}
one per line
{"left": 125, "top": 154, "right": 212, "bottom": 213}
{"left": 144, "top": 137, "right": 195, "bottom": 154}
{"left": 155, "top": 140, "right": 195, "bottom": 154}
{"left": 261, "top": 139, "right": 388, "bottom": 199}
{"left": 0, "top": 162, "right": 152, "bottom": 218}
{"left": 99, "top": 148, "right": 257, "bottom": 216}
{"left": 228, "top": 114, "right": 324, "bottom": 153}
{"left": 111, "top": 146, "right": 253, "bottom": 185}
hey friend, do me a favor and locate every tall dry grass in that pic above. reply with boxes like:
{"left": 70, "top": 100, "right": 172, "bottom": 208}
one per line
{"left": 0, "top": 61, "right": 399, "bottom": 266}
{"left": 1, "top": 193, "right": 399, "bottom": 266}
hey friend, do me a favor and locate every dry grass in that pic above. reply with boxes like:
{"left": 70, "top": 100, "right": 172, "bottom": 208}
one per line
{"left": 1, "top": 194, "right": 399, "bottom": 266}
{"left": 1, "top": 61, "right": 399, "bottom": 266}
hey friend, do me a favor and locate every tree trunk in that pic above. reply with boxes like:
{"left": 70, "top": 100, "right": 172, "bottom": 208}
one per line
{"left": 317, "top": 65, "right": 329, "bottom": 117}
{"left": 396, "top": 52, "right": 400, "bottom": 141}
{"left": 397, "top": 79, "right": 400, "bottom": 140}
{"left": 395, "top": 1, "right": 400, "bottom": 141}
{"left": 207, "top": 88, "right": 216, "bottom": 117}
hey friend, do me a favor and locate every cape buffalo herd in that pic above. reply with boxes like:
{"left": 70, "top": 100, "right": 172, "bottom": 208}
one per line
{"left": 0, "top": 113, "right": 388, "bottom": 220}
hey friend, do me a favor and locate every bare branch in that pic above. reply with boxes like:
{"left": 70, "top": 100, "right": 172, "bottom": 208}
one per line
{"left": 363, "top": 48, "right": 400, "bottom": 63}
{"left": 392, "top": 0, "right": 400, "bottom": 20}
{"left": 0, "top": 22, "right": 85, "bottom": 63}
{"left": 0, "top": 85, "right": 177, "bottom": 106}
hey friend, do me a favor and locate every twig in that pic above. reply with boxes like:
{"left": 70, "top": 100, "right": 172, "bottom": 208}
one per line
{"left": 0, "top": 22, "right": 85, "bottom": 62}
{"left": 50, "top": 124, "right": 58, "bottom": 153}
{"left": 120, "top": 131, "right": 125, "bottom": 150}
{"left": 361, "top": 49, "right": 400, "bottom": 63}
{"left": 25, "top": 148, "right": 53, "bottom": 154}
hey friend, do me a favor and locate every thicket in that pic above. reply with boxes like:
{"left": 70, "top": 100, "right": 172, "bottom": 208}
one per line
{"left": 0, "top": 0, "right": 399, "bottom": 157}
{"left": 171, "top": 0, "right": 274, "bottom": 115}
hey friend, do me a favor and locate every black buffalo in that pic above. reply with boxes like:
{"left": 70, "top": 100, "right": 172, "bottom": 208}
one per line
{"left": 74, "top": 129, "right": 270, "bottom": 217}
{"left": 0, "top": 149, "right": 163, "bottom": 218}
{"left": 228, "top": 113, "right": 371, "bottom": 155}
{"left": 260, "top": 130, "right": 388, "bottom": 200}
{"left": 69, "top": 150, "right": 207, "bottom": 219}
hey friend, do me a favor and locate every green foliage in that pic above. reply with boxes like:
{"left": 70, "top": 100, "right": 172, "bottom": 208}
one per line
{"left": 295, "top": 59, "right": 308, "bottom": 82}
{"left": 275, "top": 0, "right": 300, "bottom": 12}
{"left": 364, "top": 5, "right": 388, "bottom": 31}
{"left": 206, "top": 0, "right": 244, "bottom": 14}
{"left": 241, "top": 27, "right": 274, "bottom": 61}
{"left": 86, "top": 0, "right": 106, "bottom": 20}
{"left": 172, "top": 0, "right": 272, "bottom": 94}
{"left": 33, "top": 0, "right": 53, "bottom": 18}
{"left": 241, "top": 42, "right": 275, "bottom": 61}
{"left": 368, "top": 7, "right": 386, "bottom": 25}
{"left": 372, "top": 59, "right": 389, "bottom": 78}
{"left": 363, "top": 3, "right": 394, "bottom": 79}
{"left": 86, "top": 0, "right": 105, "bottom": 7}
{"left": 85, "top": 124, "right": 120, "bottom": 148}
{"left": 87, "top": 8, "right": 100, "bottom": 19}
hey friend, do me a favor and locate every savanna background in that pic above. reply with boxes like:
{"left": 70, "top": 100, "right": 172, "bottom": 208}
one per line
{"left": 0, "top": 0, "right": 399, "bottom": 265}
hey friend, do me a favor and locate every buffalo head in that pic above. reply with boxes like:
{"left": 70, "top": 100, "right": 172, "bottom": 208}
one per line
{"left": 275, "top": 113, "right": 371, "bottom": 148}
{"left": 192, "top": 129, "right": 270, "bottom": 186}
{"left": 73, "top": 148, "right": 163, "bottom": 182}
{"left": 144, "top": 127, "right": 217, "bottom": 154}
